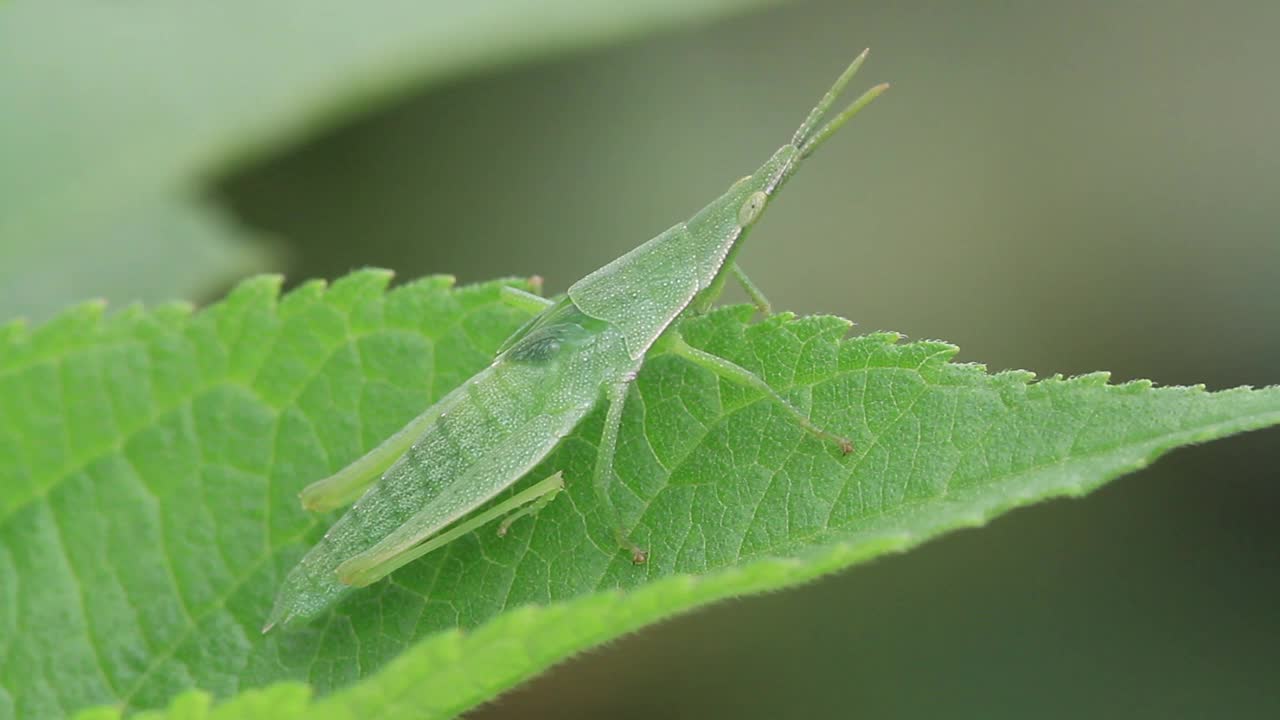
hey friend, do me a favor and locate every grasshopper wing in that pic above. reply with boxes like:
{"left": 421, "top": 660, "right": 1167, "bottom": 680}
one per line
{"left": 335, "top": 412, "right": 572, "bottom": 587}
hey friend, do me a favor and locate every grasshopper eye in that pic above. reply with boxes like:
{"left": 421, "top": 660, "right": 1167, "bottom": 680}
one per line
{"left": 737, "top": 191, "right": 768, "bottom": 227}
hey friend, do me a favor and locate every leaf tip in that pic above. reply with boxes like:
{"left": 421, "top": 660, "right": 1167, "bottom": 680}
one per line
{"left": 915, "top": 338, "right": 961, "bottom": 363}
{"left": 1115, "top": 377, "right": 1155, "bottom": 394}
{"left": 280, "top": 277, "right": 329, "bottom": 311}
{"left": 239, "top": 272, "right": 287, "bottom": 296}
{"left": 1073, "top": 371, "right": 1112, "bottom": 387}
{"left": 0, "top": 316, "right": 27, "bottom": 341}
{"left": 995, "top": 367, "right": 1037, "bottom": 383}
{"left": 329, "top": 267, "right": 397, "bottom": 308}
{"left": 398, "top": 274, "right": 459, "bottom": 296}
{"left": 154, "top": 299, "right": 197, "bottom": 320}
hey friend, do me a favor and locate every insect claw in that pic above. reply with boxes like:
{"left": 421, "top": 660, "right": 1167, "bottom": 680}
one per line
{"left": 839, "top": 438, "right": 854, "bottom": 455}
{"left": 612, "top": 527, "right": 649, "bottom": 564}
{"left": 260, "top": 621, "right": 275, "bottom": 635}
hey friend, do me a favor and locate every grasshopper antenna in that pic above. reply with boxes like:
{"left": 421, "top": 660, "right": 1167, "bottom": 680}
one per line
{"left": 766, "top": 49, "right": 888, "bottom": 195}
{"left": 791, "top": 49, "right": 889, "bottom": 159}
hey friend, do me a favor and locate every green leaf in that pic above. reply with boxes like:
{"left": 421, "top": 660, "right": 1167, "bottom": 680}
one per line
{"left": 0, "top": 0, "right": 775, "bottom": 260}
{"left": 7, "top": 271, "right": 1280, "bottom": 720}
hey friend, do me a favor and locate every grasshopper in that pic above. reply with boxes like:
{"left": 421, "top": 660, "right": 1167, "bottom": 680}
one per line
{"left": 264, "top": 51, "right": 886, "bottom": 631}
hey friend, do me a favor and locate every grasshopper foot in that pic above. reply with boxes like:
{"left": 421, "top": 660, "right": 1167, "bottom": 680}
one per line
{"left": 614, "top": 528, "right": 649, "bottom": 564}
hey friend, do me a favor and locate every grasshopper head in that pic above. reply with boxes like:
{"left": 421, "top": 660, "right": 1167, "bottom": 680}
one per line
{"left": 695, "top": 50, "right": 888, "bottom": 242}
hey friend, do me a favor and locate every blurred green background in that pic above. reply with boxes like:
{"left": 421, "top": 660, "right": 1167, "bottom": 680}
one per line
{"left": 4, "top": 0, "right": 1277, "bottom": 717}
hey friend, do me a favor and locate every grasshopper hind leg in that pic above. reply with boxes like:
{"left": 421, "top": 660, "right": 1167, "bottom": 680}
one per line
{"left": 300, "top": 418, "right": 430, "bottom": 512}
{"left": 497, "top": 475, "right": 562, "bottom": 537}
{"left": 336, "top": 472, "right": 566, "bottom": 587}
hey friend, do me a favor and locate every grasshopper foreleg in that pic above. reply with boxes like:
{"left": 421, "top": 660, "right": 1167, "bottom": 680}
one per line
{"left": 665, "top": 331, "right": 853, "bottom": 454}
{"left": 500, "top": 283, "right": 555, "bottom": 314}
{"left": 730, "top": 264, "right": 773, "bottom": 316}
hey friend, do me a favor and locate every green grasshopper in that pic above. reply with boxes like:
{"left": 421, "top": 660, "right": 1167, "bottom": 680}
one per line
{"left": 264, "top": 51, "right": 886, "bottom": 632}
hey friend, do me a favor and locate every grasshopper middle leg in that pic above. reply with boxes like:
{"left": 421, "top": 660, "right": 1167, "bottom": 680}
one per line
{"left": 664, "top": 331, "right": 853, "bottom": 454}
{"left": 593, "top": 379, "right": 649, "bottom": 564}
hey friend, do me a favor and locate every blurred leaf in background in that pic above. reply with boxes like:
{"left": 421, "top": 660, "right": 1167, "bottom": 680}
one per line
{"left": 0, "top": 199, "right": 266, "bottom": 321}
{"left": 0, "top": 0, "right": 775, "bottom": 320}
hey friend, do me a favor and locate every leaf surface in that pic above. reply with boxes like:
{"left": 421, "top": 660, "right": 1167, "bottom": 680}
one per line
{"left": 1, "top": 271, "right": 1276, "bottom": 719}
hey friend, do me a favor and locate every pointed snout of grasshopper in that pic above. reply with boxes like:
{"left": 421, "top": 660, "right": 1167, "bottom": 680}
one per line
{"left": 765, "top": 49, "right": 889, "bottom": 196}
